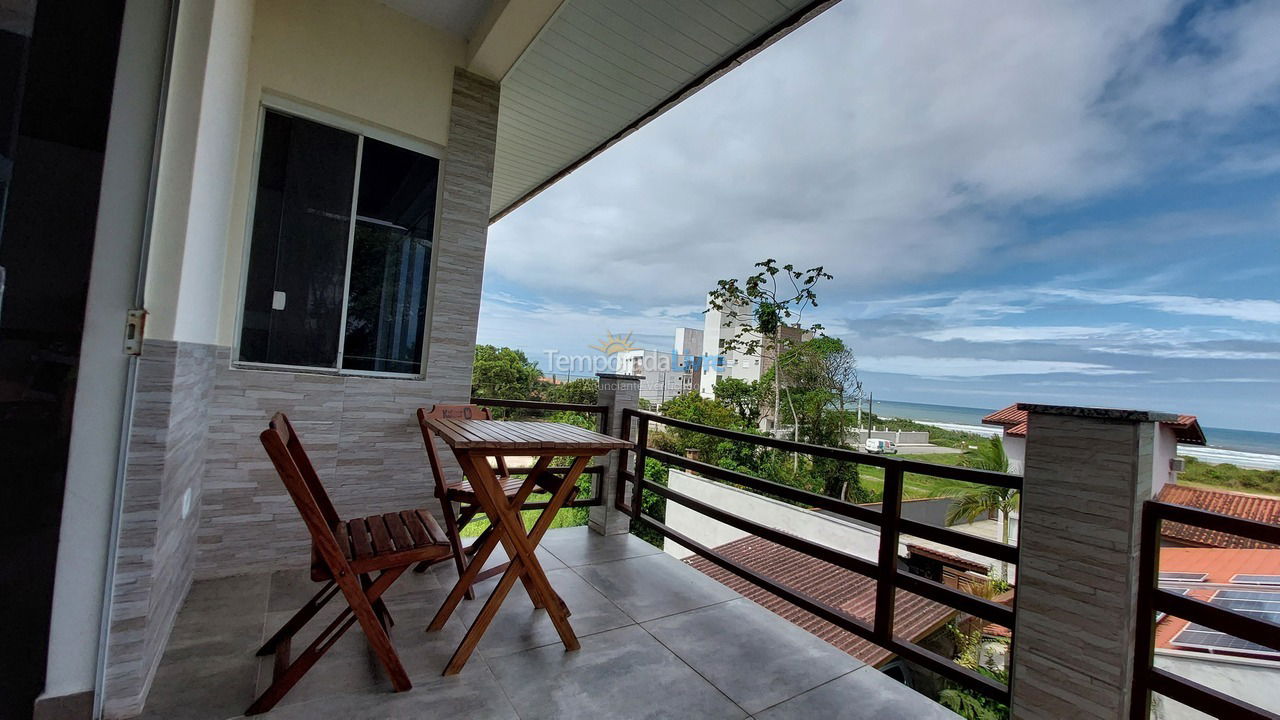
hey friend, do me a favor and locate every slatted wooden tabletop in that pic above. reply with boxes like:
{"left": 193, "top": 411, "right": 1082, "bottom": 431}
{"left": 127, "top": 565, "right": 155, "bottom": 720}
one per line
{"left": 423, "top": 418, "right": 632, "bottom": 453}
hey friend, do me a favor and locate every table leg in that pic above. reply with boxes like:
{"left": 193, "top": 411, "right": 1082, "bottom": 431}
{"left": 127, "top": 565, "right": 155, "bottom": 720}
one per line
{"left": 441, "top": 455, "right": 593, "bottom": 675}
{"left": 427, "top": 455, "right": 552, "bottom": 631}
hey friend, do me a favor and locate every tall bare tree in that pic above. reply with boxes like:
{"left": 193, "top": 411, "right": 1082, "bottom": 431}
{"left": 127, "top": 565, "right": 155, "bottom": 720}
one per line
{"left": 706, "top": 259, "right": 831, "bottom": 437}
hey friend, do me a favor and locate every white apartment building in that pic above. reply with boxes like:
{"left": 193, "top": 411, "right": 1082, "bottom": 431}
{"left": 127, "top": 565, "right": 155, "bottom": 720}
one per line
{"left": 699, "top": 297, "right": 809, "bottom": 400}
{"left": 619, "top": 327, "right": 705, "bottom": 406}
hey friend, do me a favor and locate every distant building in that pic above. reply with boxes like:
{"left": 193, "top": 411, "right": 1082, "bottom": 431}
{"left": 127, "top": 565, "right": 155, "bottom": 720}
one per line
{"left": 698, "top": 295, "right": 811, "bottom": 403}
{"left": 617, "top": 327, "right": 705, "bottom": 407}
{"left": 981, "top": 403, "right": 1205, "bottom": 483}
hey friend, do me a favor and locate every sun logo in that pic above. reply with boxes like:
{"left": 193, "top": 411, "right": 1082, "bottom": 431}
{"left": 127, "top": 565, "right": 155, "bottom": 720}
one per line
{"left": 590, "top": 331, "right": 636, "bottom": 356}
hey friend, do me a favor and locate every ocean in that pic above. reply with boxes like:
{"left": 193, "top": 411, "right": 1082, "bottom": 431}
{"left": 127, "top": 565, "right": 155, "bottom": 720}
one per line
{"left": 868, "top": 399, "right": 1280, "bottom": 471}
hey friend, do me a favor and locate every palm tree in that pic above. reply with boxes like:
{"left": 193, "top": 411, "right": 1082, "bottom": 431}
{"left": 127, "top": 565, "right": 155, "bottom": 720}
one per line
{"left": 943, "top": 436, "right": 1017, "bottom": 582}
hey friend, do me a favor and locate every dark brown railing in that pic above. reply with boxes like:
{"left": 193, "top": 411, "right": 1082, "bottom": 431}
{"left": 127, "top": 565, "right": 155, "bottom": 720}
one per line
{"left": 470, "top": 397, "right": 609, "bottom": 507}
{"left": 1132, "top": 502, "right": 1280, "bottom": 720}
{"left": 616, "top": 408, "right": 1020, "bottom": 704}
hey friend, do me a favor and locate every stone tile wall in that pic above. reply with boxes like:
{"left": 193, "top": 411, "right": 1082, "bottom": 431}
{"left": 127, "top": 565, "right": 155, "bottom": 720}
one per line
{"left": 103, "top": 340, "right": 217, "bottom": 718}
{"left": 196, "top": 362, "right": 469, "bottom": 577}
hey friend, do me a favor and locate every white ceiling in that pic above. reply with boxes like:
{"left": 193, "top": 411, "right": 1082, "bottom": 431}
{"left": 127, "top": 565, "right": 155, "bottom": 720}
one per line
{"left": 489, "top": 0, "right": 816, "bottom": 219}
{"left": 379, "top": 0, "right": 493, "bottom": 39}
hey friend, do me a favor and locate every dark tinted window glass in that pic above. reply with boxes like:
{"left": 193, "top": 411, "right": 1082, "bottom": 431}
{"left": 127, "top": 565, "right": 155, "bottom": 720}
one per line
{"left": 341, "top": 137, "right": 438, "bottom": 374}
{"left": 239, "top": 111, "right": 356, "bottom": 367}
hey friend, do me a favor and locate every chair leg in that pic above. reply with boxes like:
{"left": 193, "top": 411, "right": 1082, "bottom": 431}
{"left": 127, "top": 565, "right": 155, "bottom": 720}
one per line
{"left": 340, "top": 568, "right": 412, "bottom": 692}
{"left": 247, "top": 568, "right": 414, "bottom": 715}
{"left": 248, "top": 606, "right": 360, "bottom": 715}
{"left": 362, "top": 573, "right": 394, "bottom": 630}
{"left": 256, "top": 580, "right": 338, "bottom": 657}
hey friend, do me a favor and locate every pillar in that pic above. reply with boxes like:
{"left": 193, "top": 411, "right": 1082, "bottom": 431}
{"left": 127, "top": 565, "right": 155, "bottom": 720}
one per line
{"left": 1010, "top": 404, "right": 1175, "bottom": 720}
{"left": 590, "top": 373, "right": 641, "bottom": 536}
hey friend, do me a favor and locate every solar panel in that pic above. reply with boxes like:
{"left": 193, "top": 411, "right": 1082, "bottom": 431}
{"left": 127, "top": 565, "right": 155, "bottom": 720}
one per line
{"left": 1231, "top": 574, "right": 1280, "bottom": 586}
{"left": 1170, "top": 625, "right": 1280, "bottom": 657}
{"left": 1169, "top": 590, "right": 1280, "bottom": 658}
{"left": 1158, "top": 572, "right": 1208, "bottom": 582}
{"left": 1216, "top": 590, "right": 1280, "bottom": 602}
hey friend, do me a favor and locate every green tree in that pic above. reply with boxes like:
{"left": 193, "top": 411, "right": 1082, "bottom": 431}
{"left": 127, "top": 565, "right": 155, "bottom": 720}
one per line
{"left": 654, "top": 391, "right": 743, "bottom": 461}
{"left": 713, "top": 377, "right": 761, "bottom": 427}
{"left": 471, "top": 345, "right": 541, "bottom": 400}
{"left": 942, "top": 436, "right": 1017, "bottom": 581}
{"left": 707, "top": 259, "right": 830, "bottom": 436}
{"left": 543, "top": 377, "right": 599, "bottom": 405}
{"left": 758, "top": 337, "right": 866, "bottom": 502}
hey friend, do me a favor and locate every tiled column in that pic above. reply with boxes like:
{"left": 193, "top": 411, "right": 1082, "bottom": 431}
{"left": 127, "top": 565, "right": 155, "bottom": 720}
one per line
{"left": 590, "top": 373, "right": 641, "bottom": 536}
{"left": 1009, "top": 404, "right": 1175, "bottom": 720}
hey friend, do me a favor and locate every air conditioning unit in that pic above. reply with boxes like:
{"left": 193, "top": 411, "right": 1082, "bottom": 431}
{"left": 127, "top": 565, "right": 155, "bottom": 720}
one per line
{"left": 1170, "top": 457, "right": 1186, "bottom": 473}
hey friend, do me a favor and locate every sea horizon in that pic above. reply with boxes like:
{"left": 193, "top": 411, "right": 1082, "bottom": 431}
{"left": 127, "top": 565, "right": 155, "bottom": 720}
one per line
{"left": 867, "top": 398, "right": 1280, "bottom": 471}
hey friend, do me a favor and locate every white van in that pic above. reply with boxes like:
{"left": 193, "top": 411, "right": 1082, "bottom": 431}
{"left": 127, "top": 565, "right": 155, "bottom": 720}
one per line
{"left": 864, "top": 438, "right": 898, "bottom": 454}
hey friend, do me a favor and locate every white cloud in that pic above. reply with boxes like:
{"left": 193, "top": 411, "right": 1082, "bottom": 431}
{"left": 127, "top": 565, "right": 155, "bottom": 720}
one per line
{"left": 1043, "top": 289, "right": 1280, "bottom": 324}
{"left": 487, "top": 0, "right": 1280, "bottom": 305}
{"left": 920, "top": 325, "right": 1125, "bottom": 343}
{"left": 858, "top": 356, "right": 1143, "bottom": 378}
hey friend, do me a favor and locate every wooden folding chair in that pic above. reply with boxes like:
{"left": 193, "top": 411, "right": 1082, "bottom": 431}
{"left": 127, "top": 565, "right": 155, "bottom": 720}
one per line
{"left": 415, "top": 405, "right": 552, "bottom": 599}
{"left": 248, "top": 413, "right": 452, "bottom": 715}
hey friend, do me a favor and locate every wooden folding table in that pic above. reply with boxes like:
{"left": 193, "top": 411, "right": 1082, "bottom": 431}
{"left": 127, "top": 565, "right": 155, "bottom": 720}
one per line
{"left": 421, "top": 417, "right": 631, "bottom": 674}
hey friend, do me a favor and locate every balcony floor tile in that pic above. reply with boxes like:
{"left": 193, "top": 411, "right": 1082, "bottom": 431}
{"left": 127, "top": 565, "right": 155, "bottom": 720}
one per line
{"left": 642, "top": 597, "right": 864, "bottom": 714}
{"left": 538, "top": 525, "right": 662, "bottom": 567}
{"left": 486, "top": 624, "right": 746, "bottom": 720}
{"left": 573, "top": 551, "right": 740, "bottom": 622}
{"left": 755, "top": 666, "right": 962, "bottom": 719}
{"left": 135, "top": 527, "right": 954, "bottom": 720}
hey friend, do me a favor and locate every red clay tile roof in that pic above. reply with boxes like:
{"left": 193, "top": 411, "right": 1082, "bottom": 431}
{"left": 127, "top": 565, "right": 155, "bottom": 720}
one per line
{"left": 1156, "top": 485, "right": 1280, "bottom": 549}
{"left": 1155, "top": 548, "right": 1280, "bottom": 651}
{"left": 906, "top": 543, "right": 989, "bottom": 574}
{"left": 982, "top": 405, "right": 1026, "bottom": 428}
{"left": 980, "top": 405, "right": 1205, "bottom": 444}
{"left": 684, "top": 536, "right": 957, "bottom": 666}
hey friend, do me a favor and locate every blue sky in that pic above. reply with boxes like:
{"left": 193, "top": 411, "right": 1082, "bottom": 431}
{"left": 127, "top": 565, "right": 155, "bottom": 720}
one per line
{"left": 476, "top": 0, "right": 1280, "bottom": 431}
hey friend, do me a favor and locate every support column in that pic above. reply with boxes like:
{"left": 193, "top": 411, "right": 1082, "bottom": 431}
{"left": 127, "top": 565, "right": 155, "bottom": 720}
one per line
{"left": 1010, "top": 404, "right": 1174, "bottom": 720}
{"left": 589, "top": 373, "right": 641, "bottom": 536}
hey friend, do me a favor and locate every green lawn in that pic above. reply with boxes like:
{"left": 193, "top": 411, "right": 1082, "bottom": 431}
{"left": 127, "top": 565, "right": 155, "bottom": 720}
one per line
{"left": 457, "top": 492, "right": 590, "bottom": 537}
{"left": 858, "top": 452, "right": 977, "bottom": 501}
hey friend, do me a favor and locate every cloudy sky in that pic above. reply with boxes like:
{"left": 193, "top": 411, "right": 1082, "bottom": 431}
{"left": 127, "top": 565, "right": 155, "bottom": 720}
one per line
{"left": 476, "top": 0, "right": 1280, "bottom": 431}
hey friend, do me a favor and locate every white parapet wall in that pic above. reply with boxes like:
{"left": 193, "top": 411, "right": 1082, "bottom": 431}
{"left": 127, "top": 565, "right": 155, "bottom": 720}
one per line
{"left": 662, "top": 469, "right": 882, "bottom": 561}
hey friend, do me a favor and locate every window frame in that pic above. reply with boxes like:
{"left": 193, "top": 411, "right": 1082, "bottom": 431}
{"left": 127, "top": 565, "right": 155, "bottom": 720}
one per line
{"left": 231, "top": 95, "right": 446, "bottom": 379}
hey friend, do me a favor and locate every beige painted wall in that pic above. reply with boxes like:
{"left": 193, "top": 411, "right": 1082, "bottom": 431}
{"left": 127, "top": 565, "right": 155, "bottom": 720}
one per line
{"left": 215, "top": 0, "right": 467, "bottom": 347}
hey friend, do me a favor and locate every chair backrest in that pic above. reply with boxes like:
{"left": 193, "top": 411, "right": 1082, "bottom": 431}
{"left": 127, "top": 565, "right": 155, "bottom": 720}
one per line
{"left": 261, "top": 414, "right": 350, "bottom": 576}
{"left": 416, "top": 404, "right": 507, "bottom": 496}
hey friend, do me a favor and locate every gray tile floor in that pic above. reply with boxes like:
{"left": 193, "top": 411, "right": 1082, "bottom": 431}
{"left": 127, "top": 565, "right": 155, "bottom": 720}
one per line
{"left": 141, "top": 527, "right": 958, "bottom": 720}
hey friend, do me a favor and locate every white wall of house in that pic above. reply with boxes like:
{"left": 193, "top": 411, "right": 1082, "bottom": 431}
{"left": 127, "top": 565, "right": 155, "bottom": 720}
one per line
{"left": 1003, "top": 434, "right": 1026, "bottom": 474}
{"left": 1154, "top": 651, "right": 1280, "bottom": 719}
{"left": 1153, "top": 424, "right": 1181, "bottom": 495}
{"left": 143, "top": 0, "right": 256, "bottom": 345}
{"left": 663, "top": 470, "right": 882, "bottom": 562}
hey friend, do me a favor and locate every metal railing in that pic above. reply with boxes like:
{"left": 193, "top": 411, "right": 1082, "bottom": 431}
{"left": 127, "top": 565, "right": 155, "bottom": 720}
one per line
{"left": 1132, "top": 501, "right": 1280, "bottom": 720}
{"left": 470, "top": 397, "right": 610, "bottom": 508}
{"left": 616, "top": 408, "right": 1020, "bottom": 704}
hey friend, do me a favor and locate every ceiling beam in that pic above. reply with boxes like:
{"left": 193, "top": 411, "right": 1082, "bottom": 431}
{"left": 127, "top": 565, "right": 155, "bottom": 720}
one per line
{"left": 466, "top": 0, "right": 564, "bottom": 82}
